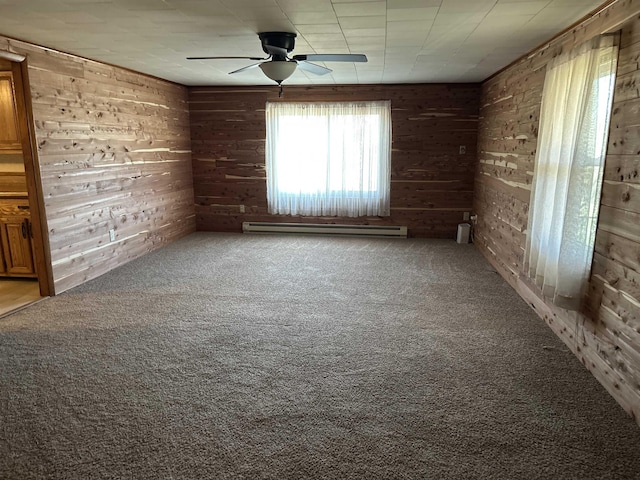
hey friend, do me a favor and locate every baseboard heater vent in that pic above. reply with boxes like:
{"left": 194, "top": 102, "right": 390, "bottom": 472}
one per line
{"left": 242, "top": 222, "right": 408, "bottom": 238}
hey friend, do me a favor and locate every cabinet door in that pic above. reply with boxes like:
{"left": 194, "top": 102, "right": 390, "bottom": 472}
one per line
{"left": 1, "top": 218, "right": 35, "bottom": 275}
{"left": 0, "top": 73, "right": 22, "bottom": 152}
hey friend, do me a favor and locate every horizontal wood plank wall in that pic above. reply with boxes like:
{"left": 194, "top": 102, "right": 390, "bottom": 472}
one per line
{"left": 0, "top": 36, "right": 196, "bottom": 294}
{"left": 474, "top": 0, "right": 640, "bottom": 424}
{"left": 190, "top": 84, "right": 480, "bottom": 238}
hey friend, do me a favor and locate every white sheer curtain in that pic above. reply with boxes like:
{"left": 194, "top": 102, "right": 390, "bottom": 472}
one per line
{"left": 525, "top": 35, "right": 618, "bottom": 310}
{"left": 265, "top": 101, "right": 391, "bottom": 217}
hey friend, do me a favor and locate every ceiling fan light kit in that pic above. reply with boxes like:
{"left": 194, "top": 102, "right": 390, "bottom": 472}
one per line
{"left": 187, "top": 31, "right": 367, "bottom": 87}
{"left": 259, "top": 61, "right": 297, "bottom": 84}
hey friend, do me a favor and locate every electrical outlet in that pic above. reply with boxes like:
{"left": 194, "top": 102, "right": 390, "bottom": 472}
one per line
{"left": 109, "top": 229, "right": 116, "bottom": 242}
{"left": 470, "top": 215, "right": 478, "bottom": 225}
{"left": 239, "top": 205, "right": 245, "bottom": 213}
{"left": 463, "top": 212, "right": 470, "bottom": 221}
{"left": 459, "top": 145, "right": 466, "bottom": 155}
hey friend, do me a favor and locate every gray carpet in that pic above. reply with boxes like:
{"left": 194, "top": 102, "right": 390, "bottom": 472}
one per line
{"left": 1, "top": 232, "right": 640, "bottom": 479}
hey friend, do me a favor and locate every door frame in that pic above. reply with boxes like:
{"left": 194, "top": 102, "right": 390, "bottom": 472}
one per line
{"left": 1, "top": 50, "right": 54, "bottom": 297}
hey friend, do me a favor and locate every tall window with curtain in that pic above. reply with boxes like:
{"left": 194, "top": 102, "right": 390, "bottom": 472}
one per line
{"left": 525, "top": 35, "right": 618, "bottom": 310}
{"left": 265, "top": 101, "right": 392, "bottom": 217}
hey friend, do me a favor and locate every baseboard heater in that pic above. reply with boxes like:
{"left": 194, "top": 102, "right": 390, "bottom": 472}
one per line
{"left": 242, "top": 222, "right": 408, "bottom": 238}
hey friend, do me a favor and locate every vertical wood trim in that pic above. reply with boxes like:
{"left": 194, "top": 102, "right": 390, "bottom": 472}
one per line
{"left": 11, "top": 60, "right": 53, "bottom": 296}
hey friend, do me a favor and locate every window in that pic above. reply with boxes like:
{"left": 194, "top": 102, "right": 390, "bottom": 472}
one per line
{"left": 525, "top": 35, "right": 618, "bottom": 310}
{"left": 265, "top": 101, "right": 391, "bottom": 217}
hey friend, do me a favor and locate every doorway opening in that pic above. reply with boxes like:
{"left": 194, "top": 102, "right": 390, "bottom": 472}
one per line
{"left": 0, "top": 53, "right": 53, "bottom": 316}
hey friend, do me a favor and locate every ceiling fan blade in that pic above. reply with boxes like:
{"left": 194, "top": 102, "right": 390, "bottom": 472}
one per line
{"left": 296, "top": 61, "right": 332, "bottom": 76}
{"left": 292, "top": 54, "right": 368, "bottom": 63}
{"left": 229, "top": 62, "right": 263, "bottom": 75}
{"left": 263, "top": 45, "right": 289, "bottom": 57}
{"left": 187, "top": 56, "right": 267, "bottom": 61}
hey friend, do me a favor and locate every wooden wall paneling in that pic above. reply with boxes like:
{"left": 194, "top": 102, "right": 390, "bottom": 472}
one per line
{"left": 1, "top": 35, "right": 196, "bottom": 294}
{"left": 595, "top": 228, "right": 640, "bottom": 272}
{"left": 598, "top": 305, "right": 640, "bottom": 390}
{"left": 189, "top": 84, "right": 481, "bottom": 238}
{"left": 600, "top": 179, "right": 640, "bottom": 213}
{"left": 603, "top": 154, "right": 640, "bottom": 182}
{"left": 600, "top": 283, "right": 640, "bottom": 367}
{"left": 474, "top": 0, "right": 640, "bottom": 424}
{"left": 592, "top": 251, "right": 640, "bottom": 300}
{"left": 598, "top": 204, "right": 640, "bottom": 242}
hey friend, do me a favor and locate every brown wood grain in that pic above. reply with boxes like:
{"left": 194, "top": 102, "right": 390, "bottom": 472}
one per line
{"left": 0, "top": 173, "right": 27, "bottom": 193}
{"left": 474, "top": 1, "right": 640, "bottom": 424}
{"left": 0, "top": 34, "right": 196, "bottom": 294}
{"left": 189, "top": 84, "right": 481, "bottom": 237}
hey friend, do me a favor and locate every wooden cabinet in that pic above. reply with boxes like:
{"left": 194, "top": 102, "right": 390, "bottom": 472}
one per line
{"left": 0, "top": 216, "right": 35, "bottom": 276}
{"left": 0, "top": 72, "right": 22, "bottom": 153}
{"left": 0, "top": 201, "right": 36, "bottom": 277}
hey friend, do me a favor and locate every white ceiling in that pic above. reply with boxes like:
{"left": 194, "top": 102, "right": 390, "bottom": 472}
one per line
{"left": 0, "top": 0, "right": 605, "bottom": 86}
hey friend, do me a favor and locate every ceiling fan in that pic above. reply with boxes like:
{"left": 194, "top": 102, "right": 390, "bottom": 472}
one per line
{"left": 187, "top": 31, "right": 367, "bottom": 85}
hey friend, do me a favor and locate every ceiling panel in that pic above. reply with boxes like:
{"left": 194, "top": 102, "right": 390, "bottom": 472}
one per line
{"left": 0, "top": 0, "right": 607, "bottom": 85}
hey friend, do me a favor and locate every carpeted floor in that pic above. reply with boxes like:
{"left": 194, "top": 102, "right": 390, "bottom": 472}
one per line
{"left": 1, "top": 232, "right": 640, "bottom": 479}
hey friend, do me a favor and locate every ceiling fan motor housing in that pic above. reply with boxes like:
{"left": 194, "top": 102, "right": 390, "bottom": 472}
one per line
{"left": 259, "top": 32, "right": 297, "bottom": 58}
